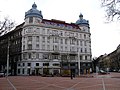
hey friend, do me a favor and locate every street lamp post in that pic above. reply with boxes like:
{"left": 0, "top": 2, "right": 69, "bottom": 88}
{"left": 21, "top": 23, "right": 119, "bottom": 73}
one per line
{"left": 6, "top": 39, "right": 10, "bottom": 77}
{"left": 78, "top": 51, "right": 80, "bottom": 76}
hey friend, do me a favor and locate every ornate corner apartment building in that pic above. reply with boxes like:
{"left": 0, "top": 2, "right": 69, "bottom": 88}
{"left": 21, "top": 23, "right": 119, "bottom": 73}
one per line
{"left": 0, "top": 3, "right": 92, "bottom": 76}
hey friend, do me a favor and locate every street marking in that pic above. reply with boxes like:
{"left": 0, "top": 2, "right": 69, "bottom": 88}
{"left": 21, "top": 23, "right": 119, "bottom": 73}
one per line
{"left": 65, "top": 88, "right": 75, "bottom": 90}
{"left": 102, "top": 78, "right": 106, "bottom": 90}
{"left": 24, "top": 77, "right": 66, "bottom": 89}
{"left": 70, "top": 79, "right": 88, "bottom": 88}
{"left": 7, "top": 78, "right": 17, "bottom": 90}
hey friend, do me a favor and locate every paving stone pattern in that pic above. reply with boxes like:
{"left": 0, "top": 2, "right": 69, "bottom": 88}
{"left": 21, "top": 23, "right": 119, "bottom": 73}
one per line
{"left": 0, "top": 73, "right": 120, "bottom": 90}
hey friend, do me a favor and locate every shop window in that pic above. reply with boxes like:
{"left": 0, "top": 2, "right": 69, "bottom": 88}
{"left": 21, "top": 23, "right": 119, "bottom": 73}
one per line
{"left": 43, "top": 63, "right": 49, "bottom": 66}
{"left": 18, "top": 69, "right": 20, "bottom": 74}
{"left": 36, "top": 63, "right": 39, "bottom": 66}
{"left": 53, "top": 63, "right": 60, "bottom": 66}
{"left": 28, "top": 63, "right": 31, "bottom": 66}
{"left": 22, "top": 69, "right": 24, "bottom": 74}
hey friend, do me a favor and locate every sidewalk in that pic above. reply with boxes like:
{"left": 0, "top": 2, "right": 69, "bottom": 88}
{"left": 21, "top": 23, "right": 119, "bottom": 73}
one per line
{"left": 77, "top": 72, "right": 120, "bottom": 78}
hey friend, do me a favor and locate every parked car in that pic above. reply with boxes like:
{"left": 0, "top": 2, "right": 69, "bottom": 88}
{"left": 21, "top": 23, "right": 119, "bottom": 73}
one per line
{"left": 118, "top": 70, "right": 120, "bottom": 73}
{"left": 0, "top": 72, "right": 4, "bottom": 77}
{"left": 98, "top": 70, "right": 107, "bottom": 75}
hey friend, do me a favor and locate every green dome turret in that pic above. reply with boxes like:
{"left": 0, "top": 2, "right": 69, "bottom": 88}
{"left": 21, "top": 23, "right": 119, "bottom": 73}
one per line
{"left": 76, "top": 13, "right": 89, "bottom": 26}
{"left": 25, "top": 3, "right": 43, "bottom": 19}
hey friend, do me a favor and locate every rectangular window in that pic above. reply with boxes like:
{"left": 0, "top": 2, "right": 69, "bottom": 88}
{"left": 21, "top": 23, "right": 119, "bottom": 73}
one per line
{"left": 54, "top": 37, "right": 58, "bottom": 43}
{"left": 81, "top": 48, "right": 83, "bottom": 53}
{"left": 36, "top": 63, "right": 39, "bottom": 66}
{"left": 77, "top": 40, "right": 79, "bottom": 45}
{"left": 80, "top": 41, "right": 83, "bottom": 46}
{"left": 28, "top": 36, "right": 32, "bottom": 41}
{"left": 85, "top": 56, "right": 87, "bottom": 60}
{"left": 36, "top": 44, "right": 39, "bottom": 49}
{"left": 85, "top": 48, "right": 87, "bottom": 53}
{"left": 42, "top": 44, "right": 45, "bottom": 50}
{"left": 60, "top": 39, "right": 63, "bottom": 44}
{"left": 53, "top": 45, "right": 58, "bottom": 51}
{"left": 42, "top": 28, "right": 45, "bottom": 34}
{"left": 27, "top": 68, "right": 30, "bottom": 75}
{"left": 23, "top": 63, "right": 25, "bottom": 66}
{"left": 43, "top": 54, "right": 49, "bottom": 59}
{"left": 18, "top": 63, "right": 21, "bottom": 66}
{"left": 23, "top": 45, "right": 25, "bottom": 50}
{"left": 61, "top": 46, "right": 63, "bottom": 51}
{"left": 70, "top": 63, "right": 75, "bottom": 66}
{"left": 84, "top": 34, "right": 86, "bottom": 39}
{"left": 28, "top": 44, "right": 32, "bottom": 50}
{"left": 80, "top": 56, "right": 82, "bottom": 60}
{"left": 18, "top": 69, "right": 20, "bottom": 74}
{"left": 70, "top": 46, "right": 75, "bottom": 51}
{"left": 23, "top": 54, "right": 26, "bottom": 59}
{"left": 60, "top": 31, "right": 63, "bottom": 36}
{"left": 27, "top": 63, "right": 31, "bottom": 66}
{"left": 28, "top": 53, "right": 31, "bottom": 59}
{"left": 47, "top": 45, "right": 50, "bottom": 50}
{"left": 84, "top": 41, "right": 87, "bottom": 46}
{"left": 47, "top": 29, "right": 50, "bottom": 34}
{"left": 43, "top": 63, "right": 49, "bottom": 66}
{"left": 76, "top": 33, "right": 78, "bottom": 38}
{"left": 42, "top": 37, "right": 45, "bottom": 43}
{"left": 36, "top": 36, "right": 39, "bottom": 42}
{"left": 53, "top": 63, "right": 60, "bottom": 66}
{"left": 47, "top": 37, "right": 50, "bottom": 43}
{"left": 23, "top": 37, "right": 25, "bottom": 43}
{"left": 61, "top": 55, "right": 67, "bottom": 60}
{"left": 70, "top": 55, "right": 75, "bottom": 60}
{"left": 36, "top": 53, "right": 39, "bottom": 59}
{"left": 29, "top": 17, "right": 33, "bottom": 23}
{"left": 65, "top": 46, "right": 67, "bottom": 51}
{"left": 22, "top": 69, "right": 24, "bottom": 74}
{"left": 70, "top": 39, "right": 75, "bottom": 45}
{"left": 52, "top": 55, "right": 59, "bottom": 59}
{"left": 80, "top": 34, "right": 82, "bottom": 38}
{"left": 65, "top": 39, "right": 67, "bottom": 44}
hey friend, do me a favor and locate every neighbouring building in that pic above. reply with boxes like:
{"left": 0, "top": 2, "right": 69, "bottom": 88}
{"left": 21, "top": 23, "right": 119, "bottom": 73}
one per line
{"left": 0, "top": 3, "right": 92, "bottom": 76}
{"left": 94, "top": 44, "right": 120, "bottom": 72}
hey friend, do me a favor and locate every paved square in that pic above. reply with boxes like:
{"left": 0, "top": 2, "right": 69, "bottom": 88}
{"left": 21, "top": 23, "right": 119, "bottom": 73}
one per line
{"left": 0, "top": 73, "right": 120, "bottom": 90}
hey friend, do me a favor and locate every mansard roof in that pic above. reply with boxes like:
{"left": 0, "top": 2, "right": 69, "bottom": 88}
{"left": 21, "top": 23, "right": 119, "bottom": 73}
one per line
{"left": 42, "top": 19, "right": 80, "bottom": 30}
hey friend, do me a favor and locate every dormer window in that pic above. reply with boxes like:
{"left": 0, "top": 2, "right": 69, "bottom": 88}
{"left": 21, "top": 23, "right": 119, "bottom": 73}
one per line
{"left": 29, "top": 17, "right": 33, "bottom": 23}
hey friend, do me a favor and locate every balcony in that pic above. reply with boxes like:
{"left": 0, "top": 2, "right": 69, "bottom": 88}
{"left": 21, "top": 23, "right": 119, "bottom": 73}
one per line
{"left": 69, "top": 51, "right": 77, "bottom": 55}
{"left": 52, "top": 50, "right": 60, "bottom": 55}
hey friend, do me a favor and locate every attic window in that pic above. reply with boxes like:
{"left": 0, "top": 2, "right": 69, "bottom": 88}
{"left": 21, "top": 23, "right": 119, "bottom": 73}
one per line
{"left": 29, "top": 17, "right": 33, "bottom": 23}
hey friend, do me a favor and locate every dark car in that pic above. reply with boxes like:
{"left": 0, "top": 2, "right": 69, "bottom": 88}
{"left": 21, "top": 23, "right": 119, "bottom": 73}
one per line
{"left": 0, "top": 72, "right": 4, "bottom": 77}
{"left": 98, "top": 70, "right": 107, "bottom": 75}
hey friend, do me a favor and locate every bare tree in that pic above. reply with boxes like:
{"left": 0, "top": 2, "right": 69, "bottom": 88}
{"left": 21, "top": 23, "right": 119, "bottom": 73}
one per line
{"left": 101, "top": 0, "right": 120, "bottom": 21}
{"left": 0, "top": 17, "right": 15, "bottom": 35}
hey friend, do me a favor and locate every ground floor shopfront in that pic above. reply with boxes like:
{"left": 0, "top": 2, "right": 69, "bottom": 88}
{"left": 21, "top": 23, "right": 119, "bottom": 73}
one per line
{"left": 16, "top": 61, "right": 92, "bottom": 76}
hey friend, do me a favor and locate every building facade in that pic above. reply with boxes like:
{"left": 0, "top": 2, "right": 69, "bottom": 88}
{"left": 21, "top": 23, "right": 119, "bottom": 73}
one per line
{"left": 0, "top": 3, "right": 92, "bottom": 76}
{"left": 94, "top": 44, "right": 120, "bottom": 72}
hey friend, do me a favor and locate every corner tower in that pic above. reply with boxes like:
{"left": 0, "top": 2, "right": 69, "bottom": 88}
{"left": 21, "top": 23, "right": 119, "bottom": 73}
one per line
{"left": 24, "top": 2, "right": 43, "bottom": 25}
{"left": 76, "top": 13, "right": 90, "bottom": 32}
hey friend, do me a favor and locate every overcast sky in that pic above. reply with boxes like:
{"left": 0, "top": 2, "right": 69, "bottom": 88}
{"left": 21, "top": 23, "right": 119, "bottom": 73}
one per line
{"left": 0, "top": 0, "right": 120, "bottom": 57}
